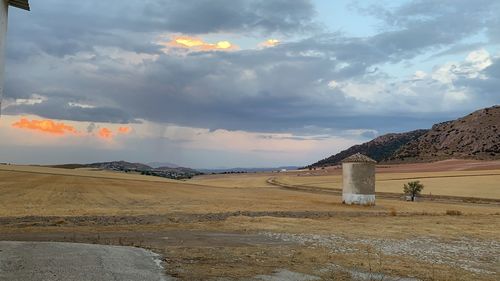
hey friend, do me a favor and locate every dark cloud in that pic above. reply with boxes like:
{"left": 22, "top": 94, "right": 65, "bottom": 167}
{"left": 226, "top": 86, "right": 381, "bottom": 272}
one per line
{"left": 6, "top": 0, "right": 317, "bottom": 59}
{"left": 4, "top": 97, "right": 137, "bottom": 124}
{"left": 457, "top": 58, "right": 500, "bottom": 101}
{"left": 4, "top": 0, "right": 500, "bottom": 136}
{"left": 360, "top": 0, "right": 499, "bottom": 57}
{"left": 145, "top": 0, "right": 318, "bottom": 35}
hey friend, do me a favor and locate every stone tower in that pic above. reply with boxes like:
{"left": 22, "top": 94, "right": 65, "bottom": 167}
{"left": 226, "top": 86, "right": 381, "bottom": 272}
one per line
{"left": 342, "top": 153, "right": 376, "bottom": 205}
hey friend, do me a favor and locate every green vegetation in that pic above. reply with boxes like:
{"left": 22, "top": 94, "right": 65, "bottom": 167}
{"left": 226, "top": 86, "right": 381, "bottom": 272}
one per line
{"left": 404, "top": 181, "right": 424, "bottom": 201}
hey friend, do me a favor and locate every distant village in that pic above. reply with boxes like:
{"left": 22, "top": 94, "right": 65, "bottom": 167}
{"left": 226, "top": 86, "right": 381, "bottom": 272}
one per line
{"left": 71, "top": 161, "right": 204, "bottom": 180}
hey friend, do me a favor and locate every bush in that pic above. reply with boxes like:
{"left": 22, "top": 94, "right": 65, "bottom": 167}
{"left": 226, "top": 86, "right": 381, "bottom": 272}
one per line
{"left": 446, "top": 210, "right": 462, "bottom": 216}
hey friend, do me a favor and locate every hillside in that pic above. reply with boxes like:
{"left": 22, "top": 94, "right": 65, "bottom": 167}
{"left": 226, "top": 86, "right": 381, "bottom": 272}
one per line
{"left": 87, "top": 161, "right": 152, "bottom": 171}
{"left": 391, "top": 105, "right": 500, "bottom": 162}
{"left": 147, "top": 162, "right": 180, "bottom": 168}
{"left": 308, "top": 129, "right": 428, "bottom": 168}
{"left": 309, "top": 105, "right": 500, "bottom": 167}
{"left": 51, "top": 161, "right": 203, "bottom": 180}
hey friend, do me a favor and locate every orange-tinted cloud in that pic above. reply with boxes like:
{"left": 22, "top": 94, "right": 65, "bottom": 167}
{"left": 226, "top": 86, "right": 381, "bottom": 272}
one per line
{"left": 166, "top": 36, "right": 237, "bottom": 51}
{"left": 259, "top": 39, "right": 280, "bottom": 48}
{"left": 118, "top": 126, "right": 131, "bottom": 134}
{"left": 12, "top": 118, "right": 78, "bottom": 135}
{"left": 98, "top": 127, "right": 113, "bottom": 139}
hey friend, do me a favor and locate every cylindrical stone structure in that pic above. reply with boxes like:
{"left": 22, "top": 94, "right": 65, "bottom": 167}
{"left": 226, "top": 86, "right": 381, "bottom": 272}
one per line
{"left": 342, "top": 153, "right": 376, "bottom": 205}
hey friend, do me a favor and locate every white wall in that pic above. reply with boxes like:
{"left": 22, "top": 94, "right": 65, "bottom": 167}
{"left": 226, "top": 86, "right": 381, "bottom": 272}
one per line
{"left": 0, "top": 0, "right": 8, "bottom": 113}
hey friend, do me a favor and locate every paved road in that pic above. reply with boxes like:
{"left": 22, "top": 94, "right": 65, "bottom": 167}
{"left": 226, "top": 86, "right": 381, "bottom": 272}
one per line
{"left": 0, "top": 241, "right": 173, "bottom": 281}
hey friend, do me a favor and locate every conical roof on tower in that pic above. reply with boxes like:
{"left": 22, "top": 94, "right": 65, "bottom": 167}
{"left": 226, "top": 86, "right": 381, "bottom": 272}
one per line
{"left": 341, "top": 153, "right": 377, "bottom": 163}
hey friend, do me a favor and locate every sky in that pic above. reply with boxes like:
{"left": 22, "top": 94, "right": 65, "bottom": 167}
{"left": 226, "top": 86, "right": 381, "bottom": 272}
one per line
{"left": 1, "top": 0, "right": 499, "bottom": 168}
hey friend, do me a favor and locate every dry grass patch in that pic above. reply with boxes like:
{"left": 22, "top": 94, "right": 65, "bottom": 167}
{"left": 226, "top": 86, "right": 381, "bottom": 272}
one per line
{"left": 445, "top": 210, "right": 463, "bottom": 216}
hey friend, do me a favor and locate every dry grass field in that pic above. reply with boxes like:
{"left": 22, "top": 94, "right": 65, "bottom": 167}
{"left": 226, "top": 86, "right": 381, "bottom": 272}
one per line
{"left": 0, "top": 164, "right": 178, "bottom": 183}
{"left": 275, "top": 169, "right": 500, "bottom": 199}
{"left": 0, "top": 162, "right": 499, "bottom": 280}
{"left": 188, "top": 172, "right": 275, "bottom": 188}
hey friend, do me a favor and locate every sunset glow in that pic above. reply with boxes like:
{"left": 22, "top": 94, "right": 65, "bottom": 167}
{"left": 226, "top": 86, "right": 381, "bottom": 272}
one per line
{"left": 167, "top": 36, "right": 236, "bottom": 51}
{"left": 118, "top": 126, "right": 131, "bottom": 134}
{"left": 259, "top": 39, "right": 280, "bottom": 48}
{"left": 98, "top": 128, "right": 113, "bottom": 139}
{"left": 12, "top": 118, "right": 78, "bottom": 135}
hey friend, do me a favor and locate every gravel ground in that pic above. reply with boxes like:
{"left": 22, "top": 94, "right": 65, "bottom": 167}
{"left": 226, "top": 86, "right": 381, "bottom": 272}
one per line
{"left": 0, "top": 241, "right": 173, "bottom": 281}
{"left": 261, "top": 232, "right": 500, "bottom": 275}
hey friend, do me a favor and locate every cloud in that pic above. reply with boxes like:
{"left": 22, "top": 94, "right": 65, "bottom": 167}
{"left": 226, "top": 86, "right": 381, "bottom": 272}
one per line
{"left": 68, "top": 102, "right": 96, "bottom": 109}
{"left": 6, "top": 34, "right": 498, "bottom": 135}
{"left": 4, "top": 0, "right": 500, "bottom": 140}
{"left": 141, "top": 0, "right": 318, "bottom": 35}
{"left": 8, "top": 116, "right": 134, "bottom": 142}
{"left": 431, "top": 49, "right": 492, "bottom": 84}
{"left": 11, "top": 94, "right": 47, "bottom": 106}
{"left": 259, "top": 39, "right": 280, "bottom": 48}
{"left": 118, "top": 126, "right": 131, "bottom": 134}
{"left": 0, "top": 117, "right": 363, "bottom": 167}
{"left": 3, "top": 95, "right": 137, "bottom": 124}
{"left": 456, "top": 56, "right": 500, "bottom": 102}
{"left": 327, "top": 80, "right": 339, "bottom": 89}
{"left": 159, "top": 35, "right": 237, "bottom": 52}
{"left": 361, "top": 0, "right": 500, "bottom": 49}
{"left": 334, "top": 49, "right": 498, "bottom": 114}
{"left": 98, "top": 127, "right": 113, "bottom": 139}
{"left": 6, "top": 0, "right": 317, "bottom": 60}
{"left": 12, "top": 118, "right": 78, "bottom": 135}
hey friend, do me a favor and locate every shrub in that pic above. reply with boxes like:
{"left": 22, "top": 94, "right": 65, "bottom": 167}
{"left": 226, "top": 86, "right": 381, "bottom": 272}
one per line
{"left": 446, "top": 210, "right": 462, "bottom": 216}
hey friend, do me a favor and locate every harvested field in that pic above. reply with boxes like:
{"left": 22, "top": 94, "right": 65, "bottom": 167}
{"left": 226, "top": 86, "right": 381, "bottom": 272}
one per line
{"left": 0, "top": 163, "right": 499, "bottom": 280}
{"left": 274, "top": 161, "right": 500, "bottom": 199}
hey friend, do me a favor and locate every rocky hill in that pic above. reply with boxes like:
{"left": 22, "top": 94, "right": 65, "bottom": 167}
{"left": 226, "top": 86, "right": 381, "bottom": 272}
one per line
{"left": 307, "top": 130, "right": 428, "bottom": 168}
{"left": 390, "top": 105, "right": 500, "bottom": 162}
{"left": 309, "top": 105, "right": 500, "bottom": 167}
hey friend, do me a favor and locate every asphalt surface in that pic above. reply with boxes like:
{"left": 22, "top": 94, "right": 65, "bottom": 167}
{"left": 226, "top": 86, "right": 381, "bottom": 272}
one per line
{"left": 0, "top": 241, "right": 172, "bottom": 281}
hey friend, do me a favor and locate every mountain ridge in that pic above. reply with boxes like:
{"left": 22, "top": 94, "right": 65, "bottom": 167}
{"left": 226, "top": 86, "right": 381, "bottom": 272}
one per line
{"left": 309, "top": 105, "right": 500, "bottom": 168}
{"left": 307, "top": 129, "right": 428, "bottom": 168}
{"left": 390, "top": 105, "right": 500, "bottom": 162}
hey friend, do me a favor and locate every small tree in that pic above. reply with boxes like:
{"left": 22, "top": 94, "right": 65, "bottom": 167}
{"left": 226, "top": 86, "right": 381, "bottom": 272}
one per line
{"left": 404, "top": 181, "right": 424, "bottom": 201}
